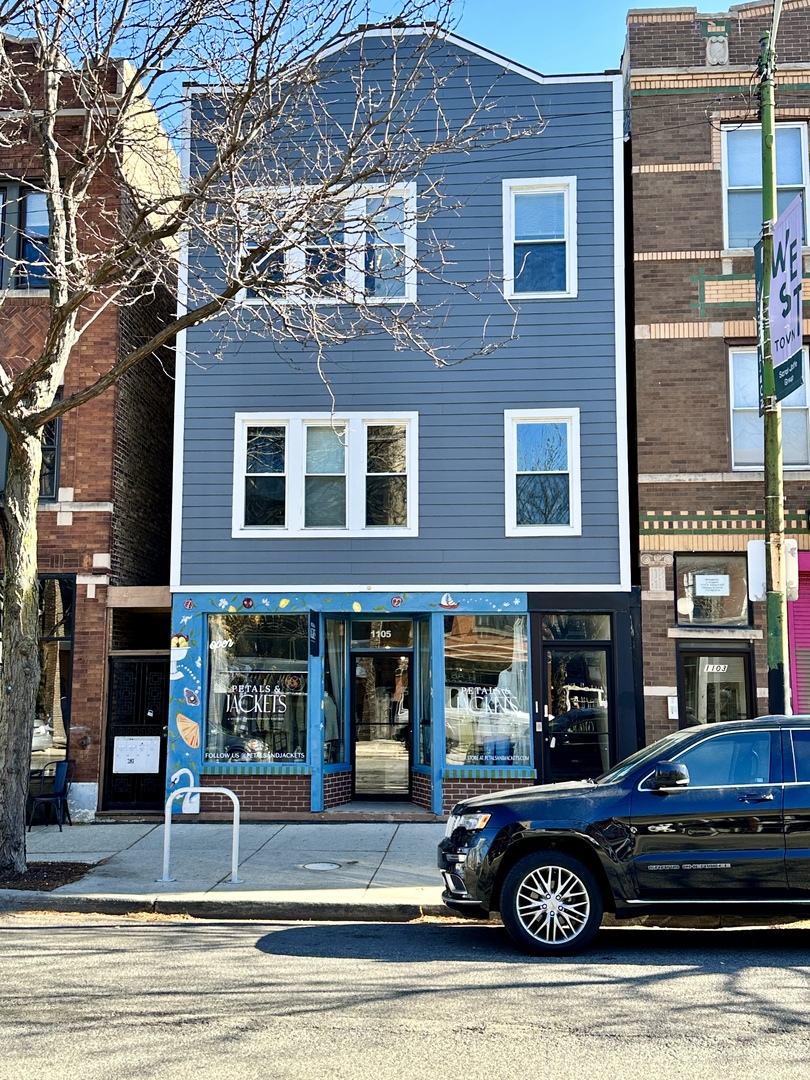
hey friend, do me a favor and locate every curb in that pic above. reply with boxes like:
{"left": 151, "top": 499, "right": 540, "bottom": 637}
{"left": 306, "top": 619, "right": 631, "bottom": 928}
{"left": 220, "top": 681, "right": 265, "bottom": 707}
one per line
{"left": 0, "top": 889, "right": 455, "bottom": 922}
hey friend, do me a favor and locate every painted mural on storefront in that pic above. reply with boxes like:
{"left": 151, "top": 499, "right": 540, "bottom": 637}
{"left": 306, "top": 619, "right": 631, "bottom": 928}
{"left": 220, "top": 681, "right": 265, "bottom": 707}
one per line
{"left": 166, "top": 590, "right": 532, "bottom": 814}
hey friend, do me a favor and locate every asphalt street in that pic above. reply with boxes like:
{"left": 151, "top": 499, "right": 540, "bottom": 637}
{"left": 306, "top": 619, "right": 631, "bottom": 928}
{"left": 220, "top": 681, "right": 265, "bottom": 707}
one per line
{"left": 1, "top": 913, "right": 809, "bottom": 1080}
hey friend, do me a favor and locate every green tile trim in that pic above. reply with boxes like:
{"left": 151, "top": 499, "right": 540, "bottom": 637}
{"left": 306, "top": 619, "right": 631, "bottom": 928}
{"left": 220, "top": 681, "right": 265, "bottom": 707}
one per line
{"left": 443, "top": 767, "right": 536, "bottom": 780}
{"left": 640, "top": 511, "right": 807, "bottom": 533}
{"left": 201, "top": 763, "right": 311, "bottom": 776}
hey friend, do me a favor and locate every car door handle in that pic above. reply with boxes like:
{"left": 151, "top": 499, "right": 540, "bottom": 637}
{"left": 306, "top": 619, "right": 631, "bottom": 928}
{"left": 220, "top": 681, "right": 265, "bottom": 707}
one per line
{"left": 738, "top": 792, "right": 774, "bottom": 802}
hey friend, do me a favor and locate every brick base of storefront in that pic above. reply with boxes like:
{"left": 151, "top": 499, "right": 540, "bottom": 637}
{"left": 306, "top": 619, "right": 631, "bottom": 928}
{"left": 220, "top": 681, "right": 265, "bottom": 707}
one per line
{"left": 323, "top": 770, "right": 353, "bottom": 809}
{"left": 442, "top": 777, "right": 534, "bottom": 815}
{"left": 412, "top": 771, "right": 432, "bottom": 811}
{"left": 200, "top": 774, "right": 311, "bottom": 813}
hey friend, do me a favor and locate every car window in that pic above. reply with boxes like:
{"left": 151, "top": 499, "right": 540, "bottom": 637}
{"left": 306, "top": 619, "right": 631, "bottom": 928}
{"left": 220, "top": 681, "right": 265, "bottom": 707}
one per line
{"left": 673, "top": 731, "right": 773, "bottom": 787}
{"left": 791, "top": 730, "right": 810, "bottom": 782}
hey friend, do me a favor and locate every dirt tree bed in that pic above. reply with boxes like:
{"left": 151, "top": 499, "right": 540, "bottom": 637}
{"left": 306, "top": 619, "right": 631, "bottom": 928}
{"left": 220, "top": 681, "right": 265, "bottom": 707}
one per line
{"left": 0, "top": 862, "right": 93, "bottom": 891}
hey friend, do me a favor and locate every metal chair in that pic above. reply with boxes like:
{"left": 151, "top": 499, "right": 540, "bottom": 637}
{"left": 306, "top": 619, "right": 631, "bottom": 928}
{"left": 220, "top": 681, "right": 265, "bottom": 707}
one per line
{"left": 28, "top": 759, "right": 75, "bottom": 831}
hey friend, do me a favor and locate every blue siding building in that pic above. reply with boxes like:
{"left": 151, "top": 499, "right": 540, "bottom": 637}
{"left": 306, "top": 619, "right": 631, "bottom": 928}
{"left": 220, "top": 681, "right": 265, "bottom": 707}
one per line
{"left": 167, "top": 29, "right": 640, "bottom": 816}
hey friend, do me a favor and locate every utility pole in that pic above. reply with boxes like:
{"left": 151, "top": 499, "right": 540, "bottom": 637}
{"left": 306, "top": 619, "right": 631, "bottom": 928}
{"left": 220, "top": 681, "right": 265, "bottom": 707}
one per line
{"left": 758, "top": 5, "right": 791, "bottom": 715}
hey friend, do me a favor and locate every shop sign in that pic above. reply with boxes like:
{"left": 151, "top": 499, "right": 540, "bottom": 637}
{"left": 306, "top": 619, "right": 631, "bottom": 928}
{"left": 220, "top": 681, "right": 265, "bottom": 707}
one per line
{"left": 694, "top": 573, "right": 730, "bottom": 597}
{"left": 756, "top": 195, "right": 804, "bottom": 406}
{"left": 113, "top": 736, "right": 161, "bottom": 774}
{"left": 309, "top": 613, "right": 320, "bottom": 656}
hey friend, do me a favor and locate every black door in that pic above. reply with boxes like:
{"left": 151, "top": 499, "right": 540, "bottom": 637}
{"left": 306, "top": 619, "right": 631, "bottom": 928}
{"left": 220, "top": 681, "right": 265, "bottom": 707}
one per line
{"left": 629, "top": 727, "right": 787, "bottom": 899}
{"left": 352, "top": 652, "right": 411, "bottom": 798}
{"left": 102, "top": 658, "right": 169, "bottom": 810}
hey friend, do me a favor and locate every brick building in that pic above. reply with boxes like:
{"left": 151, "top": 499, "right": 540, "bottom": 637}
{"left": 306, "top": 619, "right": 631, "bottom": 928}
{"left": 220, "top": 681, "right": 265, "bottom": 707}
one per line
{"left": 0, "top": 40, "right": 177, "bottom": 817}
{"left": 624, "top": 1, "right": 810, "bottom": 739}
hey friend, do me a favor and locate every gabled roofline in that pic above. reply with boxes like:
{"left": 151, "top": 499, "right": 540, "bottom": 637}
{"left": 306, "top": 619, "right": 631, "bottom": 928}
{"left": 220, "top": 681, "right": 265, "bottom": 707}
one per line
{"left": 183, "top": 23, "right": 618, "bottom": 94}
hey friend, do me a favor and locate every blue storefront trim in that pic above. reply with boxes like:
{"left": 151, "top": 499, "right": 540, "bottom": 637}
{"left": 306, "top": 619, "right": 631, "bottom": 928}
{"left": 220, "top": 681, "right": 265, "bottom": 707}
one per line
{"left": 168, "top": 589, "right": 529, "bottom": 812}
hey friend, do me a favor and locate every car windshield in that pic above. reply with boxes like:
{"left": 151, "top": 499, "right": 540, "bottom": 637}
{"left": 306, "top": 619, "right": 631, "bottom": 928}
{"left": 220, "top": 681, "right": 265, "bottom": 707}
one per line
{"left": 594, "top": 729, "right": 693, "bottom": 785}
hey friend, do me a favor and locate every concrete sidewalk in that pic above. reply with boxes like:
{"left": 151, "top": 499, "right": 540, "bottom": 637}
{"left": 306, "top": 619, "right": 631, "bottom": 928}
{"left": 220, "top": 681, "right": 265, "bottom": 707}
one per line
{"left": 0, "top": 820, "right": 452, "bottom": 921}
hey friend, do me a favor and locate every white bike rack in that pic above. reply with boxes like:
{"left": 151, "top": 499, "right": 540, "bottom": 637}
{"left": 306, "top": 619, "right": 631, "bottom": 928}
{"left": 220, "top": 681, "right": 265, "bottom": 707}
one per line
{"left": 158, "top": 786, "right": 242, "bottom": 883}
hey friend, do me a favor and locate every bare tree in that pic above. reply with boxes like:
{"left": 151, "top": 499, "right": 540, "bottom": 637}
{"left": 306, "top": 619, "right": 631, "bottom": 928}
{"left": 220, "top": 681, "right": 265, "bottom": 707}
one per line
{"left": 0, "top": 0, "right": 542, "bottom": 872}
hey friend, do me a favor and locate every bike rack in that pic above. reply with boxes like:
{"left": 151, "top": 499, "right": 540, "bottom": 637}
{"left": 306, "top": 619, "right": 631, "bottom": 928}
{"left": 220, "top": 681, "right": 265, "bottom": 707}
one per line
{"left": 157, "top": 786, "right": 242, "bottom": 883}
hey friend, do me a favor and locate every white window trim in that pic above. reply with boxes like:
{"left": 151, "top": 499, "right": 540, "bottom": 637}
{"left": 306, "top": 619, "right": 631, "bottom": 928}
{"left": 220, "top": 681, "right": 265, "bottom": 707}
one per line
{"left": 504, "top": 408, "right": 582, "bottom": 536}
{"left": 232, "top": 411, "right": 418, "bottom": 538}
{"left": 729, "top": 346, "right": 810, "bottom": 470}
{"left": 502, "top": 177, "right": 578, "bottom": 300}
{"left": 241, "top": 183, "right": 417, "bottom": 306}
{"left": 721, "top": 122, "right": 810, "bottom": 253}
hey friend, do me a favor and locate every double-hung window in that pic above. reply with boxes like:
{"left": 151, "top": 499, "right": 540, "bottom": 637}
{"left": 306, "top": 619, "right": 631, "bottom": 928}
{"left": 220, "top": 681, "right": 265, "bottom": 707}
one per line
{"left": 234, "top": 412, "right": 418, "bottom": 537}
{"left": 502, "top": 178, "right": 577, "bottom": 298}
{"left": 722, "top": 124, "right": 809, "bottom": 249}
{"left": 18, "top": 190, "right": 49, "bottom": 288}
{"left": 242, "top": 184, "right": 416, "bottom": 304}
{"left": 0, "top": 187, "right": 49, "bottom": 290}
{"left": 730, "top": 347, "right": 810, "bottom": 468}
{"left": 504, "top": 409, "right": 581, "bottom": 535}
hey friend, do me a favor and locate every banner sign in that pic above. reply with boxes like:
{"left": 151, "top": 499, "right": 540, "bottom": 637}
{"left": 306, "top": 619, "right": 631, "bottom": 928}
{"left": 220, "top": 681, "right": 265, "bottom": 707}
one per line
{"left": 770, "top": 194, "right": 804, "bottom": 403}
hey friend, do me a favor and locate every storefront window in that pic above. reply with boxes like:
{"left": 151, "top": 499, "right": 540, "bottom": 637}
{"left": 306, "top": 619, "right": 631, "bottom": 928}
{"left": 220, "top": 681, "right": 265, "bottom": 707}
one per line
{"left": 34, "top": 577, "right": 74, "bottom": 769}
{"left": 324, "top": 618, "right": 347, "bottom": 764}
{"left": 681, "top": 651, "right": 752, "bottom": 725}
{"left": 675, "top": 554, "right": 750, "bottom": 627}
{"left": 206, "top": 614, "right": 308, "bottom": 764}
{"left": 444, "top": 614, "right": 530, "bottom": 766}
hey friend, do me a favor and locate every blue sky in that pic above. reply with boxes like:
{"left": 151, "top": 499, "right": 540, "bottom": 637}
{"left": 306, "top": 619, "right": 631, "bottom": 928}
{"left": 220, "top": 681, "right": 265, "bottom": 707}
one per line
{"left": 452, "top": 0, "right": 705, "bottom": 74}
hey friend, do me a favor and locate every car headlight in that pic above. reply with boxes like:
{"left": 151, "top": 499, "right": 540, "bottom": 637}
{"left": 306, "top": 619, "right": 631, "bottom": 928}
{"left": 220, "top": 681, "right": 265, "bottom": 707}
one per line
{"left": 444, "top": 812, "right": 492, "bottom": 836}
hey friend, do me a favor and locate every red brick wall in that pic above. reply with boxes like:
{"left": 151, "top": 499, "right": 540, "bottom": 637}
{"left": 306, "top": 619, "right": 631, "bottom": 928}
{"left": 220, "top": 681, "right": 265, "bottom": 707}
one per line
{"left": 200, "top": 773, "right": 311, "bottom": 813}
{"left": 443, "top": 777, "right": 534, "bottom": 815}
{"left": 323, "top": 771, "right": 352, "bottom": 809}
{"left": 412, "top": 771, "right": 432, "bottom": 811}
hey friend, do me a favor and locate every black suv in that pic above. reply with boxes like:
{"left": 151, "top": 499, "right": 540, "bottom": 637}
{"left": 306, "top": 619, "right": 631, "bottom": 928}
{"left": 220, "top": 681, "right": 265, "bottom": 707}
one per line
{"left": 438, "top": 716, "right": 810, "bottom": 954}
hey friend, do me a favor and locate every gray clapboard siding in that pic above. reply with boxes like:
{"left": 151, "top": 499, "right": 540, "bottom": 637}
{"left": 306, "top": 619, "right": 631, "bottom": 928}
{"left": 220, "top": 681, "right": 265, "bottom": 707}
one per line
{"left": 177, "top": 36, "right": 626, "bottom": 589}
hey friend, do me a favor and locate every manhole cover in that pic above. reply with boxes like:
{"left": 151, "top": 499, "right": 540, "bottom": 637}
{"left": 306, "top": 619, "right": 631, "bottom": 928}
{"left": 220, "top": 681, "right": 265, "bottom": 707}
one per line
{"left": 303, "top": 861, "right": 341, "bottom": 871}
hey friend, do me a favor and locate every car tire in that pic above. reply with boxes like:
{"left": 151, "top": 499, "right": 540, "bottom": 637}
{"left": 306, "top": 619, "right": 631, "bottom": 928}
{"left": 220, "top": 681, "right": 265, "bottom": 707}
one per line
{"left": 500, "top": 851, "right": 603, "bottom": 956}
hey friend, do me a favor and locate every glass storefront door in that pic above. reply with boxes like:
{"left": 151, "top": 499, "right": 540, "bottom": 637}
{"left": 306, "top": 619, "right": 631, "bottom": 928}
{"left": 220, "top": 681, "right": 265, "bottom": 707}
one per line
{"left": 679, "top": 650, "right": 753, "bottom": 725}
{"left": 544, "top": 647, "right": 610, "bottom": 783}
{"left": 352, "top": 653, "right": 411, "bottom": 797}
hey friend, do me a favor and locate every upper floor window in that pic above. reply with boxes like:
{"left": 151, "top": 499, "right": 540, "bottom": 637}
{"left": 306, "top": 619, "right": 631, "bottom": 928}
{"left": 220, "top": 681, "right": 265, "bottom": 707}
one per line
{"left": 243, "top": 185, "right": 416, "bottom": 304}
{"left": 233, "top": 412, "right": 418, "bottom": 537}
{"left": 0, "top": 412, "right": 60, "bottom": 502}
{"left": 502, "top": 178, "right": 577, "bottom": 299}
{"left": 1, "top": 186, "right": 50, "bottom": 291}
{"left": 504, "top": 409, "right": 581, "bottom": 536}
{"left": 675, "top": 553, "right": 750, "bottom": 628}
{"left": 722, "top": 124, "right": 809, "bottom": 249}
{"left": 17, "top": 190, "right": 49, "bottom": 289}
{"left": 730, "top": 347, "right": 810, "bottom": 468}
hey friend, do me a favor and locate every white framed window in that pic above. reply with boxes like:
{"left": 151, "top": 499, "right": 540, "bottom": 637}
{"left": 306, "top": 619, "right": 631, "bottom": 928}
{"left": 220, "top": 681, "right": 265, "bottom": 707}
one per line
{"left": 242, "top": 184, "right": 417, "bottom": 305}
{"left": 730, "top": 347, "right": 810, "bottom": 469}
{"left": 722, "top": 124, "right": 809, "bottom": 250}
{"left": 233, "top": 412, "right": 418, "bottom": 537}
{"left": 504, "top": 409, "right": 581, "bottom": 536}
{"left": 502, "top": 177, "right": 577, "bottom": 299}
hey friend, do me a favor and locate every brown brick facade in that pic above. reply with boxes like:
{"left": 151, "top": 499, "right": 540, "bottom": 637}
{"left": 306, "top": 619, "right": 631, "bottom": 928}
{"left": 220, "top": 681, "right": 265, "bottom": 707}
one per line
{"left": 626, "top": 2, "right": 810, "bottom": 741}
{"left": 200, "top": 774, "right": 312, "bottom": 814}
{"left": 411, "top": 771, "right": 432, "bottom": 812}
{"left": 442, "top": 778, "right": 534, "bottom": 815}
{"left": 0, "top": 45, "right": 175, "bottom": 815}
{"left": 323, "top": 770, "right": 352, "bottom": 809}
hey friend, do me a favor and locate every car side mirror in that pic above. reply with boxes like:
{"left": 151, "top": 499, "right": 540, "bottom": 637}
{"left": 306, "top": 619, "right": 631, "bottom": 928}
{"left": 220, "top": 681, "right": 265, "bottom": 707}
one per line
{"left": 649, "top": 760, "right": 690, "bottom": 791}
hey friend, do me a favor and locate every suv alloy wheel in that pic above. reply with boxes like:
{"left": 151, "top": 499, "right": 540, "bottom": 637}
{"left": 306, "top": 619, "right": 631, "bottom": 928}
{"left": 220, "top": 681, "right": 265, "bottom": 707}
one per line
{"left": 500, "top": 852, "right": 604, "bottom": 955}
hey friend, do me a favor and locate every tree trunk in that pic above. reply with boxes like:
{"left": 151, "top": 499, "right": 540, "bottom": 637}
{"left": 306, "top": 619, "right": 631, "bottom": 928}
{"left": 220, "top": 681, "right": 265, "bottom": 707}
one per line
{"left": 0, "top": 432, "right": 43, "bottom": 873}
